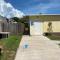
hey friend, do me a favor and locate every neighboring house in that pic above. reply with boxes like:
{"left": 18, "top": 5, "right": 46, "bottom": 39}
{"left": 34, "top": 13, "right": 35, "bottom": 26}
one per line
{"left": 0, "top": 16, "right": 7, "bottom": 32}
{"left": 0, "top": 16, "right": 9, "bottom": 38}
{"left": 22, "top": 15, "right": 60, "bottom": 35}
{"left": 0, "top": 14, "right": 60, "bottom": 37}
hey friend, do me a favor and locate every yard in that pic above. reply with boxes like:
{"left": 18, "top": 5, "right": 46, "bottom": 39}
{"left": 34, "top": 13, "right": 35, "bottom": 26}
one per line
{"left": 0, "top": 35, "right": 22, "bottom": 60}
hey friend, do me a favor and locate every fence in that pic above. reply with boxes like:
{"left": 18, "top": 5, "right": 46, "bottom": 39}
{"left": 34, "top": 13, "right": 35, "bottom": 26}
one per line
{"left": 2, "top": 22, "right": 24, "bottom": 35}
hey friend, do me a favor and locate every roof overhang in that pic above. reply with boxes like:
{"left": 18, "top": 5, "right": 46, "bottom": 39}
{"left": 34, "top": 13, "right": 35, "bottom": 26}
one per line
{"left": 28, "top": 15, "right": 60, "bottom": 21}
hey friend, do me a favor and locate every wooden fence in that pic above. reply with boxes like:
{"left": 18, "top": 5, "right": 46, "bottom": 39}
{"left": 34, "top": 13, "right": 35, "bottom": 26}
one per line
{"left": 2, "top": 22, "right": 24, "bottom": 35}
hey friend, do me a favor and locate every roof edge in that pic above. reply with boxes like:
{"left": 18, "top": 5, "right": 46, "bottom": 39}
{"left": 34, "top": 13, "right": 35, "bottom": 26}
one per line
{"left": 24, "top": 14, "right": 60, "bottom": 16}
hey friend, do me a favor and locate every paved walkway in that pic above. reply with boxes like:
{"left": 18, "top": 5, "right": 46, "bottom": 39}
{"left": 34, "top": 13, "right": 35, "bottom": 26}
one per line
{"left": 15, "top": 35, "right": 60, "bottom": 60}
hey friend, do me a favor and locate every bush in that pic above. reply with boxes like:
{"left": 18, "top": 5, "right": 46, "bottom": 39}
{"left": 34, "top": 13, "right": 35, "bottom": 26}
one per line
{"left": 44, "top": 33, "right": 51, "bottom": 36}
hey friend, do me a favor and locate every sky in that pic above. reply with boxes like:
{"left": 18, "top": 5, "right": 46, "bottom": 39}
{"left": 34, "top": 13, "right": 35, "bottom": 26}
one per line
{"left": 0, "top": 0, "right": 24, "bottom": 18}
{"left": 5, "top": 0, "right": 60, "bottom": 15}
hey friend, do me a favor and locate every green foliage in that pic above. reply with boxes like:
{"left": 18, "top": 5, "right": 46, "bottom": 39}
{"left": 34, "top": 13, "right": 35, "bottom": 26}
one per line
{"left": 12, "top": 17, "right": 20, "bottom": 22}
{"left": 47, "top": 34, "right": 60, "bottom": 40}
{"left": 0, "top": 35, "right": 22, "bottom": 60}
{"left": 2, "top": 36, "right": 21, "bottom": 51}
{"left": 12, "top": 17, "right": 25, "bottom": 24}
{"left": 44, "top": 33, "right": 51, "bottom": 36}
{"left": 47, "top": 22, "right": 53, "bottom": 32}
{"left": 48, "top": 22, "right": 52, "bottom": 27}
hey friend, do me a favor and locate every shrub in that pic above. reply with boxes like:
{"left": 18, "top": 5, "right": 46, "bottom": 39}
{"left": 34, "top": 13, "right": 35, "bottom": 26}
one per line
{"left": 44, "top": 33, "right": 51, "bottom": 36}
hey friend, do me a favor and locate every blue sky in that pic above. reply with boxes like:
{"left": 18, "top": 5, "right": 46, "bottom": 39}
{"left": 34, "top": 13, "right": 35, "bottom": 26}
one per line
{"left": 5, "top": 0, "right": 60, "bottom": 15}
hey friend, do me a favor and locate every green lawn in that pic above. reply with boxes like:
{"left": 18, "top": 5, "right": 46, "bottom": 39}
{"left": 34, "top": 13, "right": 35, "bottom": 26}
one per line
{"left": 47, "top": 35, "right": 60, "bottom": 40}
{"left": 0, "top": 35, "right": 22, "bottom": 60}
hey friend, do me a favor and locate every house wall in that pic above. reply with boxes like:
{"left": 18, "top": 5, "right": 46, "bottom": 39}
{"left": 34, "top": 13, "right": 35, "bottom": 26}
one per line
{"left": 43, "top": 21, "right": 60, "bottom": 32}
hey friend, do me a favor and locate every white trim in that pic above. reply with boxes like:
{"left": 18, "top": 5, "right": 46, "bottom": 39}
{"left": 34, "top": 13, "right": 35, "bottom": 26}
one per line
{"left": 24, "top": 14, "right": 60, "bottom": 16}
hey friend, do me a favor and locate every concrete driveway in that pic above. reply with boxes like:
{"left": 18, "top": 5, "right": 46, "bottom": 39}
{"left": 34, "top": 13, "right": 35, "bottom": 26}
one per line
{"left": 15, "top": 35, "right": 60, "bottom": 60}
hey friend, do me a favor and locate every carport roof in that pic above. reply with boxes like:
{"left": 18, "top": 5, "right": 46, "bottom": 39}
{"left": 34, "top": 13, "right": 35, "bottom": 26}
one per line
{"left": 28, "top": 15, "right": 60, "bottom": 21}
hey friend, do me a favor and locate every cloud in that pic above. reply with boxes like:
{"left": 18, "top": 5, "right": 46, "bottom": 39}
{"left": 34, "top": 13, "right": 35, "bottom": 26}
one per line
{"left": 0, "top": 0, "right": 24, "bottom": 18}
{"left": 50, "top": 0, "right": 60, "bottom": 2}
{"left": 34, "top": 0, "right": 60, "bottom": 13}
{"left": 40, "top": 3, "right": 60, "bottom": 14}
{"left": 22, "top": 0, "right": 60, "bottom": 15}
{"left": 24, "top": 2, "right": 60, "bottom": 15}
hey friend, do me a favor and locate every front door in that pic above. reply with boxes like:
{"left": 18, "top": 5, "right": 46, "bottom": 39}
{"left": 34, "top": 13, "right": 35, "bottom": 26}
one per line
{"left": 30, "top": 21, "right": 43, "bottom": 35}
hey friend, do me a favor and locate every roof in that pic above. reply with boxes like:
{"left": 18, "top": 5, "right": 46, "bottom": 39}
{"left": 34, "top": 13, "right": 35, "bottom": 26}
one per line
{"left": 0, "top": 15, "right": 6, "bottom": 20}
{"left": 0, "top": 15, "right": 7, "bottom": 23}
{"left": 29, "top": 15, "right": 60, "bottom": 21}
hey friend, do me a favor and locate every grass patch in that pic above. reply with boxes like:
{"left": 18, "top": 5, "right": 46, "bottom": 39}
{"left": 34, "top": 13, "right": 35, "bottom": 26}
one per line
{"left": 47, "top": 34, "right": 60, "bottom": 40}
{"left": 0, "top": 35, "right": 22, "bottom": 60}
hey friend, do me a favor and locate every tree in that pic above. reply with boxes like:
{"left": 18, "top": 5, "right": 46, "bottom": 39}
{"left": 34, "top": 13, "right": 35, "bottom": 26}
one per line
{"left": 12, "top": 17, "right": 26, "bottom": 24}
{"left": 47, "top": 22, "right": 53, "bottom": 33}
{"left": 12, "top": 17, "right": 20, "bottom": 22}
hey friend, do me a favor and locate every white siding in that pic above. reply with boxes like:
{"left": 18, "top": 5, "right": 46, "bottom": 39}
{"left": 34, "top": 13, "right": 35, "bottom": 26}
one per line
{"left": 30, "top": 21, "right": 43, "bottom": 35}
